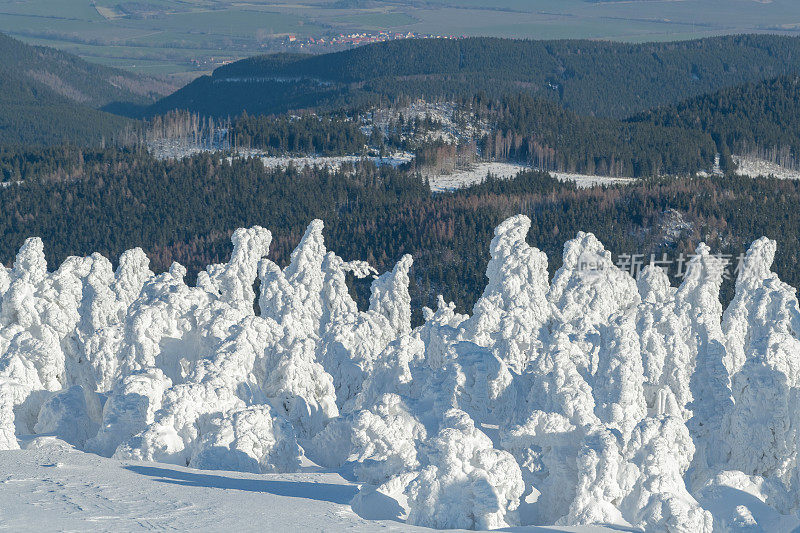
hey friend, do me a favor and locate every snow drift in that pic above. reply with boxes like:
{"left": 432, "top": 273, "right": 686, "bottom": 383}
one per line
{"left": 2, "top": 215, "right": 800, "bottom": 531}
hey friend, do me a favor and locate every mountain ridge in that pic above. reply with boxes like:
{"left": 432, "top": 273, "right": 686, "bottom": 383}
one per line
{"left": 145, "top": 35, "right": 800, "bottom": 119}
{"left": 0, "top": 32, "right": 175, "bottom": 146}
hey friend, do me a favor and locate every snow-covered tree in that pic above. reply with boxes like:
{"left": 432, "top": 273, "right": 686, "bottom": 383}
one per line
{"left": 5, "top": 215, "right": 800, "bottom": 530}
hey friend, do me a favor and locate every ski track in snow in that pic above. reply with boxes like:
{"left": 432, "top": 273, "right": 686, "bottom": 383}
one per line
{"left": 1, "top": 437, "right": 375, "bottom": 532}
{"left": 2, "top": 216, "right": 800, "bottom": 531}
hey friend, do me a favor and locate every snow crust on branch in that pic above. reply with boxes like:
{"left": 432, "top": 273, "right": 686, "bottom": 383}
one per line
{"left": 2, "top": 215, "right": 800, "bottom": 531}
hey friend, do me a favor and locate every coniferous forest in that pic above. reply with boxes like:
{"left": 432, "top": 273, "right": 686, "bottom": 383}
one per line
{"left": 148, "top": 35, "right": 800, "bottom": 119}
{"left": 1, "top": 147, "right": 798, "bottom": 322}
{"left": 3, "top": 32, "right": 800, "bottom": 323}
{"left": 632, "top": 75, "right": 800, "bottom": 169}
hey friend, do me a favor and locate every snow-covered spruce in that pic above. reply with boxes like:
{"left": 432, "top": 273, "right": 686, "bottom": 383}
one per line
{"left": 1, "top": 216, "right": 800, "bottom": 531}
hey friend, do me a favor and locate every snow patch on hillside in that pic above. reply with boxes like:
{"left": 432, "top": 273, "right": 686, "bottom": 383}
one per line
{"left": 428, "top": 162, "right": 634, "bottom": 192}
{"left": 363, "top": 100, "right": 489, "bottom": 147}
{"left": 254, "top": 152, "right": 413, "bottom": 171}
{"left": 148, "top": 140, "right": 414, "bottom": 170}
{"left": 734, "top": 156, "right": 800, "bottom": 180}
{"left": 553, "top": 171, "right": 635, "bottom": 189}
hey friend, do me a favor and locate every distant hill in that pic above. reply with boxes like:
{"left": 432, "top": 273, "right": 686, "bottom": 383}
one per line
{"left": 146, "top": 35, "right": 800, "bottom": 119}
{"left": 0, "top": 33, "right": 171, "bottom": 146}
{"left": 0, "top": 33, "right": 171, "bottom": 108}
{"left": 631, "top": 75, "right": 800, "bottom": 169}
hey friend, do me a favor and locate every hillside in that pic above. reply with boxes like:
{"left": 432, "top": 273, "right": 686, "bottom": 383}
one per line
{"left": 146, "top": 35, "right": 800, "bottom": 119}
{"left": 0, "top": 33, "right": 169, "bottom": 109}
{"left": 0, "top": 33, "right": 170, "bottom": 146}
{"left": 209, "top": 94, "right": 717, "bottom": 177}
{"left": 632, "top": 75, "right": 800, "bottom": 169}
{"left": 0, "top": 72, "right": 133, "bottom": 146}
{"left": 479, "top": 93, "right": 717, "bottom": 177}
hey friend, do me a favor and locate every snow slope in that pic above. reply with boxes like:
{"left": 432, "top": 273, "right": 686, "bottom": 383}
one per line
{"left": 2, "top": 437, "right": 618, "bottom": 532}
{"left": 1, "top": 216, "right": 800, "bottom": 531}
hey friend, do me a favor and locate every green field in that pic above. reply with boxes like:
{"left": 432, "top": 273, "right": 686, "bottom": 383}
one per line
{"left": 2, "top": 0, "right": 800, "bottom": 80}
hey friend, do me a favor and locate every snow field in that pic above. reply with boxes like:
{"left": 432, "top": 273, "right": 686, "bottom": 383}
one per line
{"left": 255, "top": 152, "right": 413, "bottom": 171}
{"left": 427, "top": 162, "right": 634, "bottom": 192}
{"left": 733, "top": 156, "right": 800, "bottom": 180}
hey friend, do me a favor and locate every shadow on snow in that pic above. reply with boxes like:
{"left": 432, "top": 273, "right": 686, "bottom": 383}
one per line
{"left": 124, "top": 464, "right": 359, "bottom": 505}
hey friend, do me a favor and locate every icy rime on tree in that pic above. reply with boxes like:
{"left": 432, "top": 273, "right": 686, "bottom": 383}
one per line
{"left": 2, "top": 215, "right": 800, "bottom": 530}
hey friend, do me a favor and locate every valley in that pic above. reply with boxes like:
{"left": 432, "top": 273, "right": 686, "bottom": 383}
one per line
{"left": 3, "top": 0, "right": 800, "bottom": 80}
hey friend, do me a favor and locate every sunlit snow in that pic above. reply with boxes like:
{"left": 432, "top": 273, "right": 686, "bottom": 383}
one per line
{"left": 1, "top": 216, "right": 799, "bottom": 531}
{"left": 734, "top": 156, "right": 800, "bottom": 180}
{"left": 427, "top": 162, "right": 634, "bottom": 192}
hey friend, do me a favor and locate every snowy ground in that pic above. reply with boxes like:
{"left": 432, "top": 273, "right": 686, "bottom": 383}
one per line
{"left": 148, "top": 136, "right": 635, "bottom": 192}
{"left": 427, "top": 162, "right": 634, "bottom": 192}
{"left": 733, "top": 156, "right": 800, "bottom": 180}
{"left": 148, "top": 139, "right": 228, "bottom": 160}
{"left": 552, "top": 171, "right": 635, "bottom": 189}
{"left": 254, "top": 152, "right": 414, "bottom": 171}
{"left": 1, "top": 437, "right": 615, "bottom": 532}
{"left": 148, "top": 139, "right": 414, "bottom": 170}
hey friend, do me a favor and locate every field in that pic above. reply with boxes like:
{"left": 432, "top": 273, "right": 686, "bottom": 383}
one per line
{"left": 1, "top": 0, "right": 800, "bottom": 80}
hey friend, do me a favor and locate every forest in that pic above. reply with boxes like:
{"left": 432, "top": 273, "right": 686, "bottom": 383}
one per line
{"left": 478, "top": 94, "right": 718, "bottom": 177}
{"left": 632, "top": 75, "right": 800, "bottom": 170}
{"left": 4, "top": 31, "right": 800, "bottom": 175}
{"left": 0, "top": 33, "right": 167, "bottom": 147}
{"left": 147, "top": 35, "right": 800, "bottom": 119}
{"left": 3, "top": 32, "right": 800, "bottom": 321}
{"left": 229, "top": 113, "right": 368, "bottom": 155}
{"left": 9, "top": 18, "right": 800, "bottom": 533}
{"left": 1, "top": 146, "right": 798, "bottom": 323}
{"left": 140, "top": 96, "right": 721, "bottom": 178}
